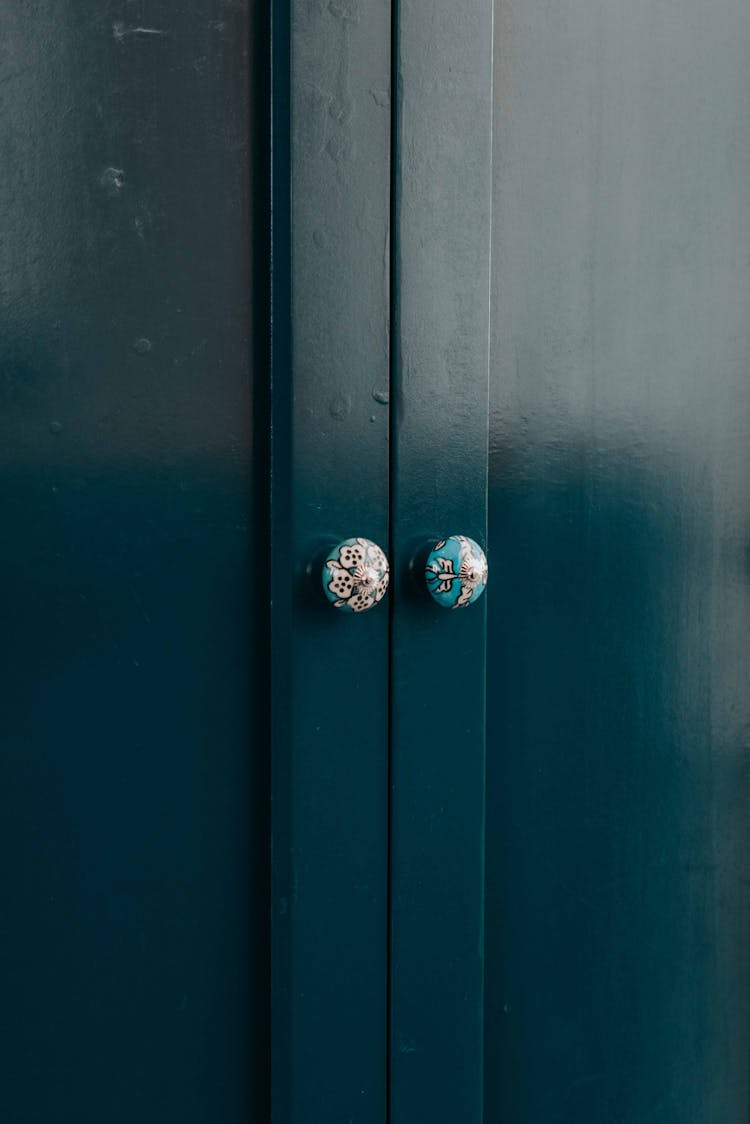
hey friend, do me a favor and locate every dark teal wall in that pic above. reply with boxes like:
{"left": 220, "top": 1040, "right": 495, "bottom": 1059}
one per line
{"left": 0, "top": 5, "right": 269, "bottom": 1120}
{"left": 485, "top": 1, "right": 750, "bottom": 1119}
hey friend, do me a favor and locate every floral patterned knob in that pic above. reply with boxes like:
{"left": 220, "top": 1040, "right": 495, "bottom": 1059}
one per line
{"left": 322, "top": 537, "right": 390, "bottom": 613}
{"left": 425, "top": 535, "right": 488, "bottom": 609}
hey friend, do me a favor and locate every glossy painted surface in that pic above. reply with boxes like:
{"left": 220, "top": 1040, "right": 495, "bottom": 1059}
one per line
{"left": 389, "top": 0, "right": 494, "bottom": 1119}
{"left": 0, "top": 3, "right": 268, "bottom": 1122}
{"left": 485, "top": 1, "right": 750, "bottom": 1119}
{"left": 270, "top": 0, "right": 391, "bottom": 1119}
{"left": 425, "top": 536, "right": 488, "bottom": 609}
{"left": 322, "top": 538, "right": 389, "bottom": 613}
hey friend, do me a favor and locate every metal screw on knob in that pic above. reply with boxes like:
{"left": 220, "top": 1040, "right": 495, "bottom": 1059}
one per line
{"left": 322, "top": 537, "right": 390, "bottom": 613}
{"left": 424, "top": 535, "right": 487, "bottom": 609}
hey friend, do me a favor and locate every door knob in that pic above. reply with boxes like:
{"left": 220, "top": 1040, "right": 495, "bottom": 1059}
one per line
{"left": 425, "top": 535, "right": 488, "bottom": 608}
{"left": 322, "top": 537, "right": 390, "bottom": 613}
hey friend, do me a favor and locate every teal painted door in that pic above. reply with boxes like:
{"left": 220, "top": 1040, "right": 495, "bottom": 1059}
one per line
{"left": 270, "top": 0, "right": 391, "bottom": 1121}
{"left": 388, "top": 2, "right": 493, "bottom": 1121}
{"left": 3, "top": 2, "right": 750, "bottom": 1121}
{"left": 388, "top": 0, "right": 750, "bottom": 1119}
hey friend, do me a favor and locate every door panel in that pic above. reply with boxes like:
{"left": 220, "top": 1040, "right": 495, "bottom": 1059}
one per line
{"left": 0, "top": 3, "right": 267, "bottom": 1121}
{"left": 486, "top": 1, "right": 750, "bottom": 1119}
{"left": 270, "top": 0, "right": 391, "bottom": 1120}
{"left": 389, "top": 2, "right": 494, "bottom": 1120}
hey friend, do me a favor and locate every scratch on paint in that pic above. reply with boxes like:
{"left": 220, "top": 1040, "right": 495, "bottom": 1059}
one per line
{"left": 113, "top": 23, "right": 167, "bottom": 41}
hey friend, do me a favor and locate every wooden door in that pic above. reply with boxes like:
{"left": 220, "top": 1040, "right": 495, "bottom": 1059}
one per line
{"left": 386, "top": 1, "right": 750, "bottom": 1120}
{"left": 484, "top": 1, "right": 750, "bottom": 1119}
{"left": 4, "top": 2, "right": 749, "bottom": 1121}
{"left": 270, "top": 0, "right": 392, "bottom": 1120}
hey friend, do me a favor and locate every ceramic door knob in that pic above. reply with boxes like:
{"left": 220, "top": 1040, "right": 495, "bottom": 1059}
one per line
{"left": 424, "top": 535, "right": 488, "bottom": 608}
{"left": 322, "top": 537, "right": 390, "bottom": 613}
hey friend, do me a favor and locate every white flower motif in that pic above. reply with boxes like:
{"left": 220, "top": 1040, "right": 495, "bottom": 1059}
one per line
{"left": 349, "top": 589, "right": 373, "bottom": 612}
{"left": 363, "top": 541, "right": 387, "bottom": 570}
{"left": 339, "top": 542, "right": 366, "bottom": 569}
{"left": 326, "top": 538, "right": 388, "bottom": 612}
{"left": 326, "top": 560, "right": 354, "bottom": 601}
{"left": 426, "top": 555, "right": 457, "bottom": 594}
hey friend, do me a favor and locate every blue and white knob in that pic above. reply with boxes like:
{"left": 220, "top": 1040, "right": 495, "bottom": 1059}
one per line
{"left": 424, "top": 535, "right": 488, "bottom": 609}
{"left": 322, "top": 537, "right": 389, "bottom": 613}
